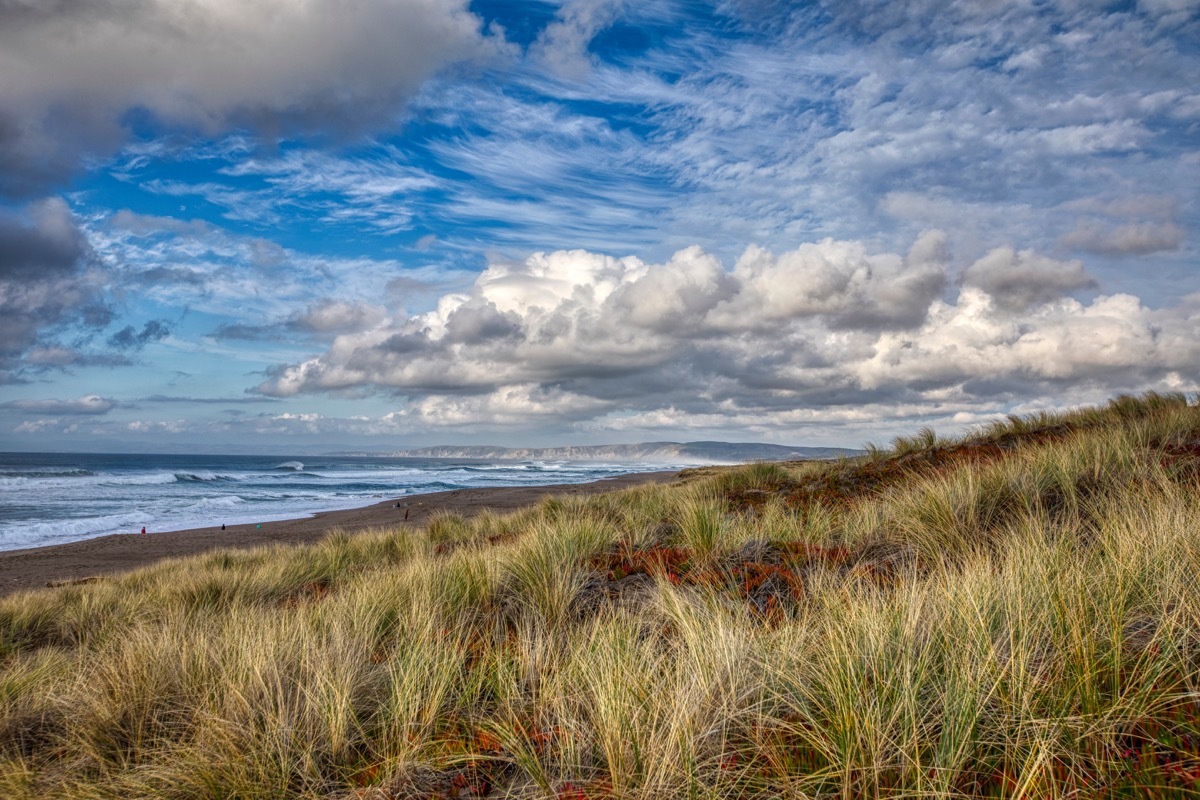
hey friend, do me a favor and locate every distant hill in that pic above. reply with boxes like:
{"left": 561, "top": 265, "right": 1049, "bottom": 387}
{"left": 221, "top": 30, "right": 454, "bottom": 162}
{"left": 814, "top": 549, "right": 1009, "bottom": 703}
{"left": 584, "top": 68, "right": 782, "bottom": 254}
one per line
{"left": 383, "top": 441, "right": 861, "bottom": 464}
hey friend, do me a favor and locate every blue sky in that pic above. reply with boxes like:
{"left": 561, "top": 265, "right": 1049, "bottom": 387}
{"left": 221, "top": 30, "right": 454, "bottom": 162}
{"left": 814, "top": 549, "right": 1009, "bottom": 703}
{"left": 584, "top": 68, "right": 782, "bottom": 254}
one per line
{"left": 0, "top": 0, "right": 1197, "bottom": 453}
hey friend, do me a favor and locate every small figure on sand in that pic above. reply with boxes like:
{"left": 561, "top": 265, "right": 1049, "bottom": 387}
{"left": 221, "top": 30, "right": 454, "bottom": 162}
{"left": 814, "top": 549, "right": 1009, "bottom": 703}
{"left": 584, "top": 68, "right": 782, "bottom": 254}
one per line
{"left": 221, "top": 523, "right": 226, "bottom": 531}
{"left": 140, "top": 527, "right": 146, "bottom": 535}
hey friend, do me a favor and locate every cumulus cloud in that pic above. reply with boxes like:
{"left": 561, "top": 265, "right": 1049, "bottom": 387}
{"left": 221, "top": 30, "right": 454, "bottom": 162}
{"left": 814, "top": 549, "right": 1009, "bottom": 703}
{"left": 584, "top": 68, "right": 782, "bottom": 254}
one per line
{"left": 717, "top": 231, "right": 948, "bottom": 330}
{"left": 386, "top": 384, "right": 612, "bottom": 427}
{"left": 0, "top": 0, "right": 503, "bottom": 196}
{"left": 855, "top": 291, "right": 1194, "bottom": 392}
{"left": 2, "top": 394, "right": 115, "bottom": 415}
{"left": 12, "top": 419, "right": 58, "bottom": 435}
{"left": 125, "top": 419, "right": 189, "bottom": 435}
{"left": 961, "top": 247, "right": 1097, "bottom": 311}
{"left": 248, "top": 234, "right": 1190, "bottom": 433}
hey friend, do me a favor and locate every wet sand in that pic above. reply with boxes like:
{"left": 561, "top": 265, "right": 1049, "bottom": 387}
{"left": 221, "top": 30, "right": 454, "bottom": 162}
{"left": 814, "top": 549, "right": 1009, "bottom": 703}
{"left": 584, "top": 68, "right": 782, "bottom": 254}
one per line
{"left": 0, "top": 471, "right": 679, "bottom": 597}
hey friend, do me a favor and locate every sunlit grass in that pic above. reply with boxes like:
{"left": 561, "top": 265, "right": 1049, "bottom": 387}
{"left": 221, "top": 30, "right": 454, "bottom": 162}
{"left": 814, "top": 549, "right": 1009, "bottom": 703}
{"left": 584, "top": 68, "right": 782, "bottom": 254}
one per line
{"left": 3, "top": 391, "right": 1200, "bottom": 797}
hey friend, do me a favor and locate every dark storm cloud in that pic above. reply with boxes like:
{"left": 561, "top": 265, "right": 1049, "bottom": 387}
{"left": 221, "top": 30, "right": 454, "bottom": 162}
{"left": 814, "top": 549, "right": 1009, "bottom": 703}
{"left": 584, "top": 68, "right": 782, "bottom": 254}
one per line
{"left": 0, "top": 107, "right": 123, "bottom": 199}
{"left": 0, "top": 195, "right": 86, "bottom": 279}
{"left": 0, "top": 199, "right": 106, "bottom": 372}
{"left": 0, "top": 0, "right": 504, "bottom": 197}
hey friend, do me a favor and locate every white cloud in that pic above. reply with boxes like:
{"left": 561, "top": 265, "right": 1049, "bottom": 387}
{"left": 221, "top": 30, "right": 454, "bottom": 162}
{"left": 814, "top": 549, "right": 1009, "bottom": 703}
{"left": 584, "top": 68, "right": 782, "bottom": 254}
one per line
{"left": 4, "top": 1, "right": 1198, "bottom": 448}
{"left": 531, "top": 0, "right": 627, "bottom": 78}
{"left": 12, "top": 419, "right": 56, "bottom": 435}
{"left": 1137, "top": 0, "right": 1200, "bottom": 25}
{"left": 253, "top": 235, "right": 1196, "bottom": 433}
{"left": 1034, "top": 121, "right": 1147, "bottom": 155}
{"left": 855, "top": 290, "right": 1195, "bottom": 389}
{"left": 126, "top": 419, "right": 189, "bottom": 434}
{"left": 1061, "top": 193, "right": 1178, "bottom": 220}
{"left": 715, "top": 231, "right": 948, "bottom": 329}
{"left": 390, "top": 385, "right": 612, "bottom": 427}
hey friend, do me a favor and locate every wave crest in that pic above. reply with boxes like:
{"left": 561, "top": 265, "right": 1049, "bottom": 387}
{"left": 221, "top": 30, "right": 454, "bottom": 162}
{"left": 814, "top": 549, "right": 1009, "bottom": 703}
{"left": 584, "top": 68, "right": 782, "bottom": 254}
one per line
{"left": 173, "top": 472, "right": 235, "bottom": 483}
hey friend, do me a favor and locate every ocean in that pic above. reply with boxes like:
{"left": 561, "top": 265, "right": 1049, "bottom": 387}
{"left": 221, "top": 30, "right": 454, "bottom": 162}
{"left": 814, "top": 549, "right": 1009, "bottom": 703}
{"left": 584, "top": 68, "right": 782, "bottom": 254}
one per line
{"left": 0, "top": 452, "right": 674, "bottom": 552}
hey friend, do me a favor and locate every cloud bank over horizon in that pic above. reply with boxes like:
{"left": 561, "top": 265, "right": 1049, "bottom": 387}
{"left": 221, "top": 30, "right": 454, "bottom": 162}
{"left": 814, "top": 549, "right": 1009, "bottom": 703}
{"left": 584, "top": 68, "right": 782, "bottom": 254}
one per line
{"left": 252, "top": 233, "right": 1198, "bottom": 435}
{"left": 0, "top": 0, "right": 1197, "bottom": 450}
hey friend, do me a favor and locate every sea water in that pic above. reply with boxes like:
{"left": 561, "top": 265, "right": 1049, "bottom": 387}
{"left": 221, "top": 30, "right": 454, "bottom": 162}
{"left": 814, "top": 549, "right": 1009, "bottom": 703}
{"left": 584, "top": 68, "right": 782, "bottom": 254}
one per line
{"left": 0, "top": 452, "right": 673, "bottom": 552}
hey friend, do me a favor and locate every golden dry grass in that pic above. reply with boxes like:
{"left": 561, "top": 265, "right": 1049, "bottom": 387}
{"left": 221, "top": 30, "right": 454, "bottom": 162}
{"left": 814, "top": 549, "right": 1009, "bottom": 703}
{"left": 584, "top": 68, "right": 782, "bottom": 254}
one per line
{"left": 3, "top": 392, "right": 1200, "bottom": 797}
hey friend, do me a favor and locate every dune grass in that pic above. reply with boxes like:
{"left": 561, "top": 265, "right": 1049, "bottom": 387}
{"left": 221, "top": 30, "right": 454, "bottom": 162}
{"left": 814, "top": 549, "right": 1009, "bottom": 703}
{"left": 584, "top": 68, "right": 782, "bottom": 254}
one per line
{"left": 4, "top": 392, "right": 1200, "bottom": 797}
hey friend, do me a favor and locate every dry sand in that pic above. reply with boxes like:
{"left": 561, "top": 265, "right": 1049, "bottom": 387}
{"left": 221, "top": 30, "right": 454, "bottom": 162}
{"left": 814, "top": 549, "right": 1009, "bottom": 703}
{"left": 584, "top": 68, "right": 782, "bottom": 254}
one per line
{"left": 0, "top": 470, "right": 679, "bottom": 598}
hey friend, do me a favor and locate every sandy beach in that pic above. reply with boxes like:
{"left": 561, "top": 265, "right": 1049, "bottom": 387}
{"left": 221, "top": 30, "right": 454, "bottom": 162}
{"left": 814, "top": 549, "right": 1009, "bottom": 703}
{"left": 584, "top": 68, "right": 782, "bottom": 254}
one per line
{"left": 0, "top": 470, "right": 679, "bottom": 598}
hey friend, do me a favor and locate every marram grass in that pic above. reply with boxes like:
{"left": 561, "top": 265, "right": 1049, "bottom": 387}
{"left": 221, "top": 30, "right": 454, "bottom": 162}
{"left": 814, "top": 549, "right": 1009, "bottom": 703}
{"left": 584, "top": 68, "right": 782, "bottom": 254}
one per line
{"left": 4, "top": 392, "right": 1200, "bottom": 797}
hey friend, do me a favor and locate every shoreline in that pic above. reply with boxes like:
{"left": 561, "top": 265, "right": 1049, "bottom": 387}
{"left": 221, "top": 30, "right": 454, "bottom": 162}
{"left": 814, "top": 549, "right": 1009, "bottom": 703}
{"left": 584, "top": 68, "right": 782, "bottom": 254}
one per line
{"left": 0, "top": 470, "right": 679, "bottom": 598}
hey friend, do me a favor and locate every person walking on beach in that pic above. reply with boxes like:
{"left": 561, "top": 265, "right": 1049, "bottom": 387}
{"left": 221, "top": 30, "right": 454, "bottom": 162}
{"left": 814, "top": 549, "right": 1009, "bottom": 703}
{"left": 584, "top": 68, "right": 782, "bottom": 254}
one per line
{"left": 140, "top": 527, "right": 146, "bottom": 534}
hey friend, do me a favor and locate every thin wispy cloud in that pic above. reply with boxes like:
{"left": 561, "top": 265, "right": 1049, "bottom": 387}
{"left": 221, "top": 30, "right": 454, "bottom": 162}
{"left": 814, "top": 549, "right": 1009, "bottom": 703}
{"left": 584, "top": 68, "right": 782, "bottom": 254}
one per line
{"left": 2, "top": 395, "right": 116, "bottom": 415}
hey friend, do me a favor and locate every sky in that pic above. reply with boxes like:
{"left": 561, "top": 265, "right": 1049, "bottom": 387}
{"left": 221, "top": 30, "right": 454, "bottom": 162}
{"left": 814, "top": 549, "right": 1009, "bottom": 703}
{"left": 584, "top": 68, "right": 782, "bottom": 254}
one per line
{"left": 0, "top": 0, "right": 1197, "bottom": 454}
